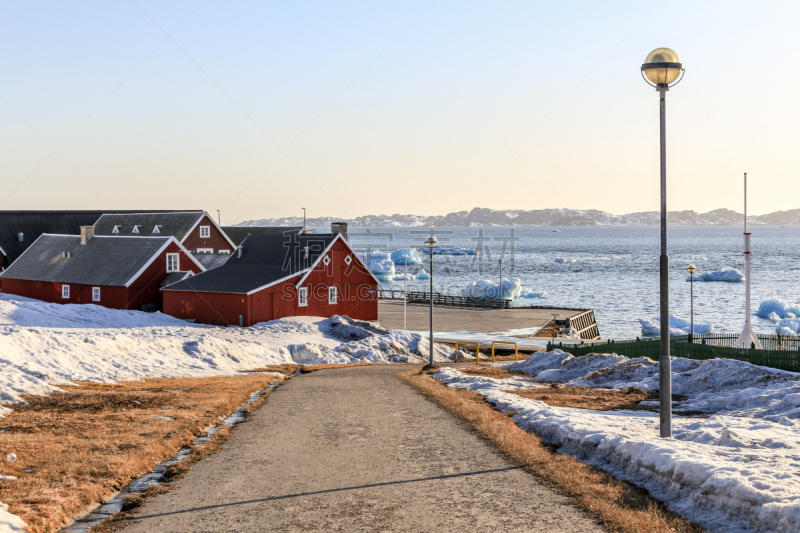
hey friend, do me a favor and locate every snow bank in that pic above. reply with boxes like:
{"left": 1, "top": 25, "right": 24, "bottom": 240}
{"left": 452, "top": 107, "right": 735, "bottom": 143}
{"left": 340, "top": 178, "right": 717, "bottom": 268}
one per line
{"left": 461, "top": 278, "right": 522, "bottom": 300}
{"left": 506, "top": 349, "right": 571, "bottom": 376}
{"left": 435, "top": 365, "right": 800, "bottom": 532}
{"left": 640, "top": 315, "right": 713, "bottom": 336}
{"left": 756, "top": 297, "right": 800, "bottom": 320}
{"left": 0, "top": 502, "right": 26, "bottom": 533}
{"left": 687, "top": 267, "right": 745, "bottom": 282}
{"left": 0, "top": 295, "right": 464, "bottom": 412}
{"left": 390, "top": 248, "right": 422, "bottom": 266}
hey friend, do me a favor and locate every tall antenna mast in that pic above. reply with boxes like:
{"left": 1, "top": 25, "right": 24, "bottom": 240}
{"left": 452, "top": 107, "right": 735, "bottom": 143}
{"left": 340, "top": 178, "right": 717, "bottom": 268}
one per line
{"left": 736, "top": 172, "right": 763, "bottom": 349}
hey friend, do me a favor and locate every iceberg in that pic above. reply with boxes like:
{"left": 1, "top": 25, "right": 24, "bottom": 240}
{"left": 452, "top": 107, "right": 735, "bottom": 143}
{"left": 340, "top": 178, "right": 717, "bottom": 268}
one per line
{"left": 365, "top": 252, "right": 395, "bottom": 281}
{"left": 421, "top": 246, "right": 477, "bottom": 256}
{"left": 415, "top": 269, "right": 430, "bottom": 280}
{"left": 776, "top": 318, "right": 800, "bottom": 336}
{"left": 390, "top": 248, "right": 423, "bottom": 266}
{"left": 687, "top": 267, "right": 745, "bottom": 282}
{"left": 639, "top": 315, "right": 713, "bottom": 336}
{"left": 461, "top": 278, "right": 522, "bottom": 300}
{"left": 756, "top": 297, "right": 800, "bottom": 319}
{"left": 554, "top": 258, "right": 576, "bottom": 263}
{"left": 519, "top": 289, "right": 546, "bottom": 299}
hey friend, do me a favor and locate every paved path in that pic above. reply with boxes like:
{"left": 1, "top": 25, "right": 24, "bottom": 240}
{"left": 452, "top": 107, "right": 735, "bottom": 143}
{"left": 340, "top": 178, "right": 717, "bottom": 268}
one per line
{"left": 121, "top": 366, "right": 603, "bottom": 532}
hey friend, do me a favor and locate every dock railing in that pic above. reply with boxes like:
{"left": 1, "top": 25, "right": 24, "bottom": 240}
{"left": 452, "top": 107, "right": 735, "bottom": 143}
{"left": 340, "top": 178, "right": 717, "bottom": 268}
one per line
{"left": 548, "top": 333, "right": 800, "bottom": 373}
{"left": 378, "top": 289, "right": 510, "bottom": 309}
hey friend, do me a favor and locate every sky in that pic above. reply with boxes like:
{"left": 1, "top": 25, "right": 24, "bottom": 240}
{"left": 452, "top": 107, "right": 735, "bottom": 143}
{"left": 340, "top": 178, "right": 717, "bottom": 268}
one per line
{"left": 0, "top": 1, "right": 798, "bottom": 224}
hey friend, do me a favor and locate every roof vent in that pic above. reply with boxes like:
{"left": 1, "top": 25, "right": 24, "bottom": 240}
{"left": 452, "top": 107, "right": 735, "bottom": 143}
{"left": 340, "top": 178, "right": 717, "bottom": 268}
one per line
{"left": 132, "top": 225, "right": 140, "bottom": 234}
{"left": 237, "top": 245, "right": 243, "bottom": 259}
{"left": 62, "top": 251, "right": 71, "bottom": 259}
{"left": 153, "top": 225, "right": 161, "bottom": 234}
{"left": 112, "top": 225, "right": 120, "bottom": 234}
{"left": 17, "top": 232, "right": 23, "bottom": 242}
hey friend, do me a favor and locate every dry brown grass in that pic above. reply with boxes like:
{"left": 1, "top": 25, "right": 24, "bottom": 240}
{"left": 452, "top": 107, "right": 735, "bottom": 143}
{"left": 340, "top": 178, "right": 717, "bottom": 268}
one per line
{"left": 510, "top": 383, "right": 657, "bottom": 411}
{"left": 397, "top": 369, "right": 702, "bottom": 533}
{"left": 0, "top": 374, "right": 281, "bottom": 533}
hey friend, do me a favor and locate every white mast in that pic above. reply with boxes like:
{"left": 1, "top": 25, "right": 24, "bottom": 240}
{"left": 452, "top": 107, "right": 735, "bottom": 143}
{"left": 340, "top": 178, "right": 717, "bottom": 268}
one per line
{"left": 736, "top": 172, "right": 763, "bottom": 349}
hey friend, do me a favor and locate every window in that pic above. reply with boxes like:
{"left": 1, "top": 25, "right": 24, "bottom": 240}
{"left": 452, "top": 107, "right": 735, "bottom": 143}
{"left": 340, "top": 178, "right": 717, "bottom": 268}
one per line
{"left": 219, "top": 250, "right": 230, "bottom": 255}
{"left": 322, "top": 255, "right": 331, "bottom": 266}
{"left": 344, "top": 255, "right": 352, "bottom": 265}
{"left": 92, "top": 287, "right": 101, "bottom": 302}
{"left": 166, "top": 253, "right": 180, "bottom": 272}
{"left": 196, "top": 248, "right": 214, "bottom": 253}
{"left": 328, "top": 286, "right": 337, "bottom": 305}
{"left": 152, "top": 225, "right": 161, "bottom": 234}
{"left": 62, "top": 285, "right": 70, "bottom": 299}
{"left": 298, "top": 287, "right": 308, "bottom": 307}
{"left": 132, "top": 225, "right": 140, "bottom": 234}
{"left": 112, "top": 226, "right": 120, "bottom": 234}
{"left": 199, "top": 226, "right": 210, "bottom": 238}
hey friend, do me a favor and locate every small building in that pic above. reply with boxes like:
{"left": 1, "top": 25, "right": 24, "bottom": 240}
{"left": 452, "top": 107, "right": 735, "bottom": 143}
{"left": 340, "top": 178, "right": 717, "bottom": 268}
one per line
{"left": 93, "top": 211, "right": 236, "bottom": 255}
{"left": 0, "top": 227, "right": 204, "bottom": 310}
{"left": 162, "top": 230, "right": 378, "bottom": 326}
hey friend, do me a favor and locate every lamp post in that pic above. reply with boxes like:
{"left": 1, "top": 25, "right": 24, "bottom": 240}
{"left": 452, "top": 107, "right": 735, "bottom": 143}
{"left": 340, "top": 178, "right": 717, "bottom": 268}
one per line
{"left": 687, "top": 264, "right": 696, "bottom": 341}
{"left": 642, "top": 47, "right": 685, "bottom": 439}
{"left": 424, "top": 235, "right": 439, "bottom": 366}
{"left": 498, "top": 258, "right": 503, "bottom": 303}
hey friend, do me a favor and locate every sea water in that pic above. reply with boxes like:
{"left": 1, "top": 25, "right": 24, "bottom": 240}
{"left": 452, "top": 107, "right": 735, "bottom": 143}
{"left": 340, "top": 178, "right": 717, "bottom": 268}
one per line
{"left": 343, "top": 225, "right": 800, "bottom": 340}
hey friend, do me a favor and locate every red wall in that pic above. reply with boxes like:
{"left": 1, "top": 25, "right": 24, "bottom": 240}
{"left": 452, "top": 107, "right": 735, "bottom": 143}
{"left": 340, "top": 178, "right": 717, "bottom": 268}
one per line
{"left": 182, "top": 215, "right": 233, "bottom": 254}
{"left": 162, "top": 239, "right": 378, "bottom": 326}
{"left": 0, "top": 241, "right": 202, "bottom": 311}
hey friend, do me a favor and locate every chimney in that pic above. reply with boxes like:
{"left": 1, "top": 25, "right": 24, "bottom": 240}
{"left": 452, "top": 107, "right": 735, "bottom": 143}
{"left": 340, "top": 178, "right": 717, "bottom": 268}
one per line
{"left": 80, "top": 226, "right": 94, "bottom": 245}
{"left": 331, "top": 222, "right": 348, "bottom": 240}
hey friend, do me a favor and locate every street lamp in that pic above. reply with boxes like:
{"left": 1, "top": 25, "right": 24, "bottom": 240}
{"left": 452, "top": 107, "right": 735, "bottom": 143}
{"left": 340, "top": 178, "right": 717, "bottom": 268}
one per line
{"left": 424, "top": 235, "right": 439, "bottom": 366}
{"left": 642, "top": 47, "right": 685, "bottom": 439}
{"left": 687, "top": 264, "right": 696, "bottom": 341}
{"left": 498, "top": 258, "right": 503, "bottom": 304}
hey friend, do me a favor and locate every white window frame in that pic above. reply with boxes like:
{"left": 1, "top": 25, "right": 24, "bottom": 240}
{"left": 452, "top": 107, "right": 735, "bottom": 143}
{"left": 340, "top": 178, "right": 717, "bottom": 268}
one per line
{"left": 328, "top": 286, "right": 337, "bottom": 305}
{"left": 196, "top": 248, "right": 214, "bottom": 253}
{"left": 112, "top": 225, "right": 120, "bottom": 234}
{"left": 62, "top": 285, "right": 70, "bottom": 299}
{"left": 92, "top": 287, "right": 101, "bottom": 302}
{"left": 132, "top": 225, "right": 140, "bottom": 234}
{"left": 323, "top": 255, "right": 331, "bottom": 266}
{"left": 199, "top": 226, "right": 211, "bottom": 238}
{"left": 218, "top": 249, "right": 230, "bottom": 255}
{"left": 166, "top": 253, "right": 180, "bottom": 273}
{"left": 298, "top": 287, "right": 308, "bottom": 307}
{"left": 344, "top": 255, "right": 352, "bottom": 265}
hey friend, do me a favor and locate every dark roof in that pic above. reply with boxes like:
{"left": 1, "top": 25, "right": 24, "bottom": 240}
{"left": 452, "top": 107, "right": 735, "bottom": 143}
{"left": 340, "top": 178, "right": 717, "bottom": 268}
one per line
{"left": 0, "top": 210, "right": 198, "bottom": 268}
{"left": 160, "top": 271, "right": 193, "bottom": 288}
{"left": 222, "top": 226, "right": 302, "bottom": 247}
{"left": 191, "top": 253, "right": 231, "bottom": 270}
{"left": 0, "top": 235, "right": 173, "bottom": 286}
{"left": 164, "top": 233, "right": 338, "bottom": 294}
{"left": 93, "top": 212, "right": 205, "bottom": 241}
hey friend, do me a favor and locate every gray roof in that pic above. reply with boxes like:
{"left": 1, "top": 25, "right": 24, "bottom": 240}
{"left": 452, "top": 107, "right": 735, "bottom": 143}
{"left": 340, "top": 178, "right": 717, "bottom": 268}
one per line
{"left": 160, "top": 271, "right": 193, "bottom": 288}
{"left": 191, "top": 253, "right": 231, "bottom": 270}
{"left": 93, "top": 212, "right": 205, "bottom": 241}
{"left": 0, "top": 235, "right": 173, "bottom": 286}
{"left": 222, "top": 226, "right": 302, "bottom": 247}
{"left": 164, "top": 233, "right": 338, "bottom": 294}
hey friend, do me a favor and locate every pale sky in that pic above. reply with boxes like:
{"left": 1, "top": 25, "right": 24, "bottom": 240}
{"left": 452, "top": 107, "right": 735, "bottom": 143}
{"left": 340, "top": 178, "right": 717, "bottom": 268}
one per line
{"left": 1, "top": 1, "right": 798, "bottom": 224}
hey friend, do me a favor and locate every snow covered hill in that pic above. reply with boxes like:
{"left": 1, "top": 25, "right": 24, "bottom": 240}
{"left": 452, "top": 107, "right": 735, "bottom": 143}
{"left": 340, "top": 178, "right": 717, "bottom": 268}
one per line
{"left": 236, "top": 206, "right": 792, "bottom": 228}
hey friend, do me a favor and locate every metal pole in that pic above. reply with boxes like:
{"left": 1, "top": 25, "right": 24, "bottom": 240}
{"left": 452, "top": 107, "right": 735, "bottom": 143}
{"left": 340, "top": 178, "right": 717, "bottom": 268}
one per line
{"left": 690, "top": 272, "right": 694, "bottom": 340}
{"left": 552, "top": 313, "right": 558, "bottom": 344}
{"left": 429, "top": 249, "right": 434, "bottom": 366}
{"left": 404, "top": 249, "right": 407, "bottom": 330}
{"left": 499, "top": 259, "right": 503, "bottom": 303}
{"left": 217, "top": 210, "right": 221, "bottom": 226}
{"left": 658, "top": 87, "right": 672, "bottom": 438}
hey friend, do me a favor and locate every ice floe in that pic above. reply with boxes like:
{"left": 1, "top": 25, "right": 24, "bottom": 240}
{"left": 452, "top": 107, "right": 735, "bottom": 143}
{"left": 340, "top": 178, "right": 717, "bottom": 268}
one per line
{"left": 390, "top": 248, "right": 422, "bottom": 266}
{"left": 461, "top": 278, "right": 522, "bottom": 300}
{"left": 756, "top": 297, "right": 800, "bottom": 320}
{"left": 687, "top": 267, "right": 745, "bottom": 282}
{"left": 639, "top": 315, "right": 713, "bottom": 336}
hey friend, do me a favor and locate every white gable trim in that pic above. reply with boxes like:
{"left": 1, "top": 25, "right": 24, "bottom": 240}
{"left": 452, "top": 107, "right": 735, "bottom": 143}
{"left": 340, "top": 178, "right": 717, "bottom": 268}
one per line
{"left": 123, "top": 237, "right": 206, "bottom": 288}
{"left": 245, "top": 270, "right": 310, "bottom": 296}
{"left": 183, "top": 212, "right": 237, "bottom": 250}
{"left": 0, "top": 245, "right": 5, "bottom": 256}
{"left": 294, "top": 234, "right": 381, "bottom": 288}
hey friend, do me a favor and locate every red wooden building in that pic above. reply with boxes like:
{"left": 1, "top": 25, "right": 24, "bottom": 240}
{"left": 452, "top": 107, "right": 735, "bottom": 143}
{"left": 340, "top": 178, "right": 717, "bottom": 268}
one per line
{"left": 93, "top": 211, "right": 236, "bottom": 255}
{"left": 0, "top": 227, "right": 204, "bottom": 310}
{"left": 162, "top": 231, "right": 378, "bottom": 326}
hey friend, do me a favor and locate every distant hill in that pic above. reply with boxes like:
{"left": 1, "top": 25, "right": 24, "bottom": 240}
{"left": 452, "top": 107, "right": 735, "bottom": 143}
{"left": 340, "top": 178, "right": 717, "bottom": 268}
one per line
{"left": 236, "top": 207, "right": 800, "bottom": 228}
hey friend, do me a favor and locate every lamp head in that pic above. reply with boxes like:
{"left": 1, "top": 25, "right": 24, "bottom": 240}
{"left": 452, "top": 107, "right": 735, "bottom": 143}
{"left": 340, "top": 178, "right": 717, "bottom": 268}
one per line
{"left": 687, "top": 264, "right": 696, "bottom": 274}
{"left": 424, "top": 235, "right": 438, "bottom": 249}
{"left": 641, "top": 48, "right": 684, "bottom": 87}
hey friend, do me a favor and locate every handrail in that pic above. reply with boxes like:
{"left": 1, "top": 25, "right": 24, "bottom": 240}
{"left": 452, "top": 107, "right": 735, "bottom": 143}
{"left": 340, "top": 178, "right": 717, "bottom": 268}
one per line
{"left": 491, "top": 341, "right": 519, "bottom": 362}
{"left": 454, "top": 341, "right": 481, "bottom": 364}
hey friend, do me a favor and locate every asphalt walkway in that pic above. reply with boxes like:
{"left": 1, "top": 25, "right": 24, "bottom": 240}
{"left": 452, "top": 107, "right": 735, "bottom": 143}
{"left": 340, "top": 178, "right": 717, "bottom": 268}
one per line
{"left": 120, "top": 365, "right": 603, "bottom": 532}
